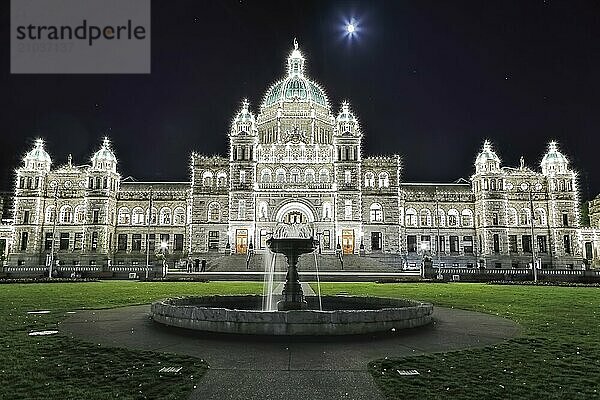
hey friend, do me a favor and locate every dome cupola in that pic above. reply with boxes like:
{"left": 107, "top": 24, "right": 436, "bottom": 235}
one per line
{"left": 262, "top": 39, "right": 329, "bottom": 109}
{"left": 475, "top": 140, "right": 501, "bottom": 173}
{"left": 231, "top": 99, "right": 257, "bottom": 135}
{"left": 23, "top": 138, "right": 52, "bottom": 172}
{"left": 541, "top": 141, "right": 568, "bottom": 175}
{"left": 336, "top": 101, "right": 360, "bottom": 136}
{"left": 91, "top": 137, "right": 117, "bottom": 172}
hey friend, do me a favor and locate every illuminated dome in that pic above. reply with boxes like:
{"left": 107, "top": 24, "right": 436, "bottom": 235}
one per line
{"left": 262, "top": 39, "right": 329, "bottom": 109}
{"left": 475, "top": 140, "right": 501, "bottom": 173}
{"left": 231, "top": 99, "right": 257, "bottom": 135}
{"left": 23, "top": 138, "right": 52, "bottom": 171}
{"left": 91, "top": 137, "right": 117, "bottom": 172}
{"left": 541, "top": 141, "right": 568, "bottom": 174}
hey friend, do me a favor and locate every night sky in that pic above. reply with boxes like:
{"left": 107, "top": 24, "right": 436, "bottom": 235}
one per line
{"left": 1, "top": 0, "right": 599, "bottom": 201}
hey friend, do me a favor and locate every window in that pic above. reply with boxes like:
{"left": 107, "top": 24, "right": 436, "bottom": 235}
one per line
{"left": 91, "top": 231, "right": 98, "bottom": 251}
{"left": 448, "top": 209, "right": 459, "bottom": 227}
{"left": 260, "top": 169, "right": 271, "bottom": 183}
{"left": 420, "top": 209, "right": 431, "bottom": 226}
{"left": 239, "top": 170, "right": 246, "bottom": 183}
{"left": 436, "top": 209, "right": 446, "bottom": 227}
{"left": 118, "top": 234, "right": 128, "bottom": 251}
{"left": 538, "top": 235, "right": 547, "bottom": 253}
{"left": 148, "top": 234, "right": 155, "bottom": 251}
{"left": 437, "top": 236, "right": 446, "bottom": 253}
{"left": 507, "top": 208, "right": 518, "bottom": 226}
{"left": 405, "top": 208, "right": 417, "bottom": 227}
{"left": 378, "top": 172, "right": 389, "bottom": 188}
{"left": 407, "top": 235, "right": 417, "bottom": 253}
{"left": 522, "top": 235, "right": 532, "bottom": 253}
{"left": 305, "top": 169, "right": 315, "bottom": 183}
{"left": 520, "top": 209, "right": 530, "bottom": 225}
{"left": 132, "top": 207, "right": 145, "bottom": 225}
{"left": 492, "top": 212, "right": 498, "bottom": 226}
{"left": 344, "top": 200, "right": 352, "bottom": 220}
{"left": 59, "top": 206, "right": 73, "bottom": 224}
{"left": 45, "top": 206, "right": 56, "bottom": 224}
{"left": 493, "top": 234, "right": 500, "bottom": 253}
{"left": 174, "top": 234, "right": 184, "bottom": 251}
{"left": 217, "top": 172, "right": 227, "bottom": 187}
{"left": 421, "top": 235, "right": 431, "bottom": 251}
{"left": 509, "top": 235, "right": 518, "bottom": 253}
{"left": 370, "top": 203, "right": 383, "bottom": 222}
{"left": 371, "top": 232, "right": 382, "bottom": 251}
{"left": 202, "top": 171, "right": 213, "bottom": 186}
{"left": 344, "top": 170, "right": 352, "bottom": 184}
{"left": 20, "top": 232, "right": 28, "bottom": 251}
{"left": 132, "top": 234, "right": 142, "bottom": 251}
{"left": 74, "top": 232, "right": 83, "bottom": 250}
{"left": 173, "top": 207, "right": 186, "bottom": 225}
{"left": 45, "top": 232, "right": 53, "bottom": 250}
{"left": 319, "top": 169, "right": 329, "bottom": 183}
{"left": 57, "top": 233, "right": 69, "bottom": 250}
{"left": 562, "top": 213, "right": 569, "bottom": 227}
{"left": 238, "top": 200, "right": 246, "bottom": 220}
{"left": 22, "top": 210, "right": 30, "bottom": 224}
{"left": 147, "top": 208, "right": 157, "bottom": 225}
{"left": 75, "top": 205, "right": 85, "bottom": 223}
{"left": 563, "top": 235, "right": 571, "bottom": 254}
{"left": 208, "top": 231, "right": 219, "bottom": 250}
{"left": 159, "top": 207, "right": 172, "bottom": 225}
{"left": 290, "top": 169, "right": 300, "bottom": 183}
{"left": 276, "top": 169, "right": 286, "bottom": 183}
{"left": 461, "top": 209, "right": 474, "bottom": 226}
{"left": 364, "top": 172, "right": 375, "bottom": 187}
{"left": 92, "top": 210, "right": 100, "bottom": 224}
{"left": 450, "top": 236, "right": 459, "bottom": 254}
{"left": 160, "top": 234, "right": 170, "bottom": 248}
{"left": 463, "top": 236, "right": 473, "bottom": 254}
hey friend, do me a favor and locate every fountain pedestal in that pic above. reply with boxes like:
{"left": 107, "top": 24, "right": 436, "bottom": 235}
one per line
{"left": 266, "top": 237, "right": 317, "bottom": 311}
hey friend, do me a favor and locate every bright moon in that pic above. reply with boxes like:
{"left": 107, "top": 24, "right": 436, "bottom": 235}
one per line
{"left": 346, "top": 23, "right": 355, "bottom": 33}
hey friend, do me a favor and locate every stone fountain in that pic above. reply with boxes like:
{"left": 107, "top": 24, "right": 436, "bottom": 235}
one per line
{"left": 151, "top": 223, "right": 434, "bottom": 335}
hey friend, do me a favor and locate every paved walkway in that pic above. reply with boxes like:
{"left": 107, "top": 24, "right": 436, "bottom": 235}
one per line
{"left": 61, "top": 304, "right": 519, "bottom": 400}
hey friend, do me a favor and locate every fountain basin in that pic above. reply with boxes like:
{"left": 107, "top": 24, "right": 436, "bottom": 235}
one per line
{"left": 151, "top": 295, "right": 433, "bottom": 336}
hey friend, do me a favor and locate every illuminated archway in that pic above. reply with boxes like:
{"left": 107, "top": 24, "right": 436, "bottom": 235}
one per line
{"left": 274, "top": 201, "right": 316, "bottom": 223}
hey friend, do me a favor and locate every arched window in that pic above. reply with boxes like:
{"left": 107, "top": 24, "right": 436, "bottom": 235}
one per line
{"left": 45, "top": 206, "right": 56, "bottom": 224}
{"left": 290, "top": 168, "right": 300, "bottom": 183}
{"left": 146, "top": 207, "right": 158, "bottom": 225}
{"left": 461, "top": 209, "right": 474, "bottom": 227}
{"left": 305, "top": 169, "right": 315, "bottom": 183}
{"left": 173, "top": 207, "right": 186, "bottom": 225}
{"left": 261, "top": 169, "right": 272, "bottom": 183}
{"left": 208, "top": 202, "right": 220, "bottom": 222}
{"left": 507, "top": 208, "right": 518, "bottom": 226}
{"left": 378, "top": 172, "right": 389, "bottom": 188}
{"left": 276, "top": 168, "right": 286, "bottom": 183}
{"left": 132, "top": 207, "right": 145, "bottom": 225}
{"left": 520, "top": 208, "right": 531, "bottom": 225}
{"left": 405, "top": 208, "right": 417, "bottom": 227}
{"left": 447, "top": 209, "right": 459, "bottom": 227}
{"left": 319, "top": 169, "right": 330, "bottom": 183}
{"left": 160, "top": 207, "right": 172, "bottom": 225}
{"left": 535, "top": 208, "right": 547, "bottom": 226}
{"left": 59, "top": 205, "right": 73, "bottom": 224}
{"left": 74, "top": 205, "right": 85, "bottom": 224}
{"left": 419, "top": 209, "right": 432, "bottom": 226}
{"left": 364, "top": 172, "right": 375, "bottom": 187}
{"left": 436, "top": 209, "right": 446, "bottom": 227}
{"left": 118, "top": 207, "right": 131, "bottom": 225}
{"left": 370, "top": 203, "right": 383, "bottom": 222}
{"left": 322, "top": 202, "right": 332, "bottom": 220}
{"left": 202, "top": 171, "right": 213, "bottom": 186}
{"left": 216, "top": 171, "right": 227, "bottom": 187}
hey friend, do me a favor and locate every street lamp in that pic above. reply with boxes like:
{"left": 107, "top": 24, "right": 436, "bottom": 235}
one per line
{"left": 160, "top": 241, "right": 168, "bottom": 277}
{"left": 420, "top": 242, "right": 430, "bottom": 279}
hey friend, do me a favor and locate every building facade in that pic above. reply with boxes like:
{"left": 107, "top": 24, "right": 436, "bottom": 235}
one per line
{"left": 5, "top": 42, "right": 597, "bottom": 269}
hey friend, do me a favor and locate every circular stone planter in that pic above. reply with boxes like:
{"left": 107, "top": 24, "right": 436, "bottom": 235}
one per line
{"left": 151, "top": 295, "right": 433, "bottom": 336}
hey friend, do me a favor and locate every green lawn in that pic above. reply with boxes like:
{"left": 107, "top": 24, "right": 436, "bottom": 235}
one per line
{"left": 0, "top": 281, "right": 262, "bottom": 400}
{"left": 315, "top": 282, "right": 600, "bottom": 399}
{"left": 1, "top": 281, "right": 599, "bottom": 399}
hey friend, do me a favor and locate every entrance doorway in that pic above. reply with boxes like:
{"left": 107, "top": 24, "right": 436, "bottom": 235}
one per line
{"left": 371, "top": 232, "right": 382, "bottom": 251}
{"left": 342, "top": 229, "right": 354, "bottom": 254}
{"left": 236, "top": 229, "right": 248, "bottom": 254}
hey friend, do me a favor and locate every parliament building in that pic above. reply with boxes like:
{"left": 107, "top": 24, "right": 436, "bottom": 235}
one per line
{"left": 4, "top": 42, "right": 599, "bottom": 270}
